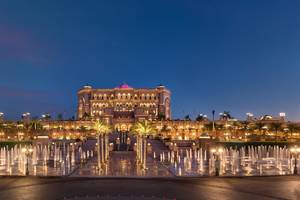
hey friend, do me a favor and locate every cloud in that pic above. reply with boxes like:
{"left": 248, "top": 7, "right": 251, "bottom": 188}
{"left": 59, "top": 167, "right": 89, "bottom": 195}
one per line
{"left": 0, "top": 24, "right": 46, "bottom": 64}
{"left": 0, "top": 86, "right": 47, "bottom": 98}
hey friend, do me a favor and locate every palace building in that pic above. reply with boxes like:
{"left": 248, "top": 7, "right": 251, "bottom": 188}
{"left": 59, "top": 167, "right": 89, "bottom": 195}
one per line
{"left": 77, "top": 84, "right": 171, "bottom": 131}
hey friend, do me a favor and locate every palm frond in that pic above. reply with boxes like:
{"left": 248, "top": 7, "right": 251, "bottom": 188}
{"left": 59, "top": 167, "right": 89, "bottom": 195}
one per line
{"left": 132, "top": 120, "right": 154, "bottom": 136}
{"left": 93, "top": 120, "right": 111, "bottom": 134}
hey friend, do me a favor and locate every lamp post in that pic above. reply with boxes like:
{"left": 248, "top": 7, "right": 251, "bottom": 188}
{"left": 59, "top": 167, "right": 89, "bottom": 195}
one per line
{"left": 22, "top": 147, "right": 33, "bottom": 176}
{"left": 212, "top": 110, "right": 215, "bottom": 134}
{"left": 211, "top": 147, "right": 223, "bottom": 176}
{"left": 0, "top": 112, "right": 4, "bottom": 121}
{"left": 22, "top": 112, "right": 31, "bottom": 122}
{"left": 289, "top": 146, "right": 300, "bottom": 175}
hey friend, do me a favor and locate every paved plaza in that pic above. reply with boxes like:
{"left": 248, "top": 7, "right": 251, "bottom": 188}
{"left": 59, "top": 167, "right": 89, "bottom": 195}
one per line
{"left": 72, "top": 151, "right": 173, "bottom": 177}
{"left": 0, "top": 176, "right": 299, "bottom": 200}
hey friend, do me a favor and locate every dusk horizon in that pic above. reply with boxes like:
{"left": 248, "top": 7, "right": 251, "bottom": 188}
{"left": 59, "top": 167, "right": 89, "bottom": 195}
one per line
{"left": 1, "top": 82, "right": 298, "bottom": 122}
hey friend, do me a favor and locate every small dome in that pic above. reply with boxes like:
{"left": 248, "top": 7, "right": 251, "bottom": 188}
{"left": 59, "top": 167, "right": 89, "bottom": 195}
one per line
{"left": 83, "top": 84, "right": 92, "bottom": 89}
{"left": 157, "top": 84, "right": 165, "bottom": 88}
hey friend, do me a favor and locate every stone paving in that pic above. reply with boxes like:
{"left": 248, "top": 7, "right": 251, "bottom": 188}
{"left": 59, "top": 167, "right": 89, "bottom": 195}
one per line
{"left": 0, "top": 160, "right": 73, "bottom": 176}
{"left": 64, "top": 195, "right": 172, "bottom": 200}
{"left": 72, "top": 151, "right": 173, "bottom": 177}
{"left": 0, "top": 176, "right": 299, "bottom": 200}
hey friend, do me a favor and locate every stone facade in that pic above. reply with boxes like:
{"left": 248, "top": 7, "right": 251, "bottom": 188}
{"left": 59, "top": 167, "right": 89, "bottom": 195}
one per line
{"left": 77, "top": 84, "right": 171, "bottom": 131}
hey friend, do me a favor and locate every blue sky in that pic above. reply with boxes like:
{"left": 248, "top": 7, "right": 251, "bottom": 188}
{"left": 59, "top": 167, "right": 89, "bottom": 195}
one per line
{"left": 0, "top": 0, "right": 300, "bottom": 121}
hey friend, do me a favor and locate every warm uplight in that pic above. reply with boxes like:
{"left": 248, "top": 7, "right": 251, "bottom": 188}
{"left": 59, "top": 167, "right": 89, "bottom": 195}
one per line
{"left": 211, "top": 148, "right": 223, "bottom": 153}
{"left": 290, "top": 146, "right": 300, "bottom": 153}
{"left": 22, "top": 147, "right": 33, "bottom": 154}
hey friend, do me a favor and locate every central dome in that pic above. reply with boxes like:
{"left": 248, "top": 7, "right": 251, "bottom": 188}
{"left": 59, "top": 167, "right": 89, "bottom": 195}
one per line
{"left": 117, "top": 83, "right": 132, "bottom": 89}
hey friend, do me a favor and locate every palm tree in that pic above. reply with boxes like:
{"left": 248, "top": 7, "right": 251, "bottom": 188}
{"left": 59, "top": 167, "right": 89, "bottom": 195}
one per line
{"left": 184, "top": 115, "right": 191, "bottom": 121}
{"left": 223, "top": 111, "right": 232, "bottom": 119}
{"left": 93, "top": 120, "right": 111, "bottom": 169}
{"left": 204, "top": 122, "right": 213, "bottom": 132}
{"left": 16, "top": 121, "right": 26, "bottom": 140}
{"left": 0, "top": 122, "right": 5, "bottom": 140}
{"left": 196, "top": 114, "right": 206, "bottom": 122}
{"left": 240, "top": 121, "right": 249, "bottom": 138}
{"left": 158, "top": 112, "right": 165, "bottom": 121}
{"left": 270, "top": 122, "right": 283, "bottom": 142}
{"left": 160, "top": 125, "right": 170, "bottom": 139}
{"left": 132, "top": 120, "right": 154, "bottom": 169}
{"left": 240, "top": 121, "right": 253, "bottom": 139}
{"left": 255, "top": 122, "right": 265, "bottom": 135}
{"left": 287, "top": 123, "right": 297, "bottom": 139}
{"left": 216, "top": 123, "right": 224, "bottom": 140}
{"left": 56, "top": 113, "right": 63, "bottom": 121}
{"left": 29, "top": 119, "right": 43, "bottom": 136}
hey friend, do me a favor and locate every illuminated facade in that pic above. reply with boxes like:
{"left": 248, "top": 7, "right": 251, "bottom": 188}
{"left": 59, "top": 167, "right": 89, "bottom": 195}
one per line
{"left": 77, "top": 84, "right": 171, "bottom": 130}
{"left": 41, "top": 119, "right": 208, "bottom": 141}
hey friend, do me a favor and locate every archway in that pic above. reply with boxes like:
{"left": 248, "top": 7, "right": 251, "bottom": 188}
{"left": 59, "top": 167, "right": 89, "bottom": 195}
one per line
{"left": 114, "top": 123, "right": 133, "bottom": 151}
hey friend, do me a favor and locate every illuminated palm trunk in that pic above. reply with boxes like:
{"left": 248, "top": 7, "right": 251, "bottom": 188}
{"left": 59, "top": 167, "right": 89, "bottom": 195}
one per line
{"left": 140, "top": 136, "right": 143, "bottom": 165}
{"left": 101, "top": 134, "right": 104, "bottom": 163}
{"left": 136, "top": 135, "right": 140, "bottom": 162}
{"left": 137, "top": 135, "right": 142, "bottom": 165}
{"left": 97, "top": 134, "right": 101, "bottom": 169}
{"left": 105, "top": 134, "right": 109, "bottom": 160}
{"left": 137, "top": 136, "right": 139, "bottom": 160}
{"left": 143, "top": 137, "right": 147, "bottom": 169}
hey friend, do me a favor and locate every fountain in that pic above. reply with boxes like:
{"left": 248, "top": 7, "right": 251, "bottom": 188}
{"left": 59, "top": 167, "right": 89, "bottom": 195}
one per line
{"left": 154, "top": 145, "right": 294, "bottom": 177}
{"left": 0, "top": 141, "right": 95, "bottom": 176}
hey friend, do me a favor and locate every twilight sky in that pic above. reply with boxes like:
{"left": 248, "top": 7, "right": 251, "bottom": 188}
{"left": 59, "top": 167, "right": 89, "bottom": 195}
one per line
{"left": 0, "top": 0, "right": 300, "bottom": 121}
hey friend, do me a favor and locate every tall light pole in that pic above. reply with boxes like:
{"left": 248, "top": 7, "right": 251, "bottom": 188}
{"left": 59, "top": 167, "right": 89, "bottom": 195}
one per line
{"left": 22, "top": 147, "right": 33, "bottom": 176}
{"left": 290, "top": 146, "right": 300, "bottom": 175}
{"left": 212, "top": 110, "right": 216, "bottom": 137}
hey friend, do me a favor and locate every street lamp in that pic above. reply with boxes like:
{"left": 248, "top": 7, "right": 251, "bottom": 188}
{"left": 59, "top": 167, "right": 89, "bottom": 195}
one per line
{"left": 0, "top": 112, "right": 4, "bottom": 118}
{"left": 22, "top": 147, "right": 33, "bottom": 176}
{"left": 211, "top": 147, "right": 223, "bottom": 176}
{"left": 212, "top": 110, "right": 215, "bottom": 135}
{"left": 22, "top": 112, "right": 31, "bottom": 124}
{"left": 246, "top": 113, "right": 253, "bottom": 121}
{"left": 289, "top": 146, "right": 300, "bottom": 175}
